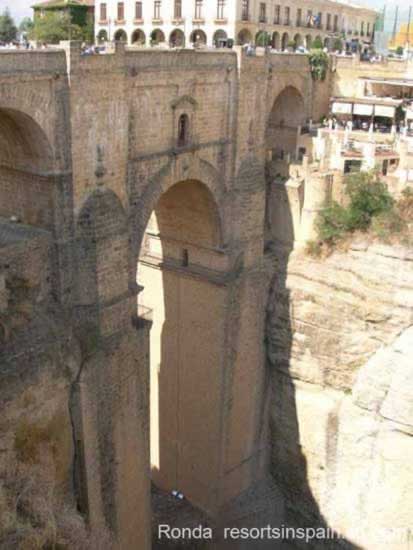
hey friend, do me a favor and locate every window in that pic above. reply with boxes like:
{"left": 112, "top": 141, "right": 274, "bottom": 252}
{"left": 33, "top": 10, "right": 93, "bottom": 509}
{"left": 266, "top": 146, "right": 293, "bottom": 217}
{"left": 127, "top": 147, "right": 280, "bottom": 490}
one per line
{"left": 333, "top": 14, "right": 338, "bottom": 32}
{"left": 296, "top": 8, "right": 302, "bottom": 27}
{"left": 284, "top": 6, "right": 290, "bottom": 26}
{"left": 327, "top": 13, "right": 331, "bottom": 30}
{"left": 174, "top": 0, "right": 182, "bottom": 18}
{"left": 178, "top": 114, "right": 189, "bottom": 146}
{"left": 117, "top": 2, "right": 124, "bottom": 20}
{"left": 367, "top": 22, "right": 370, "bottom": 36}
{"left": 182, "top": 249, "right": 189, "bottom": 267}
{"left": 259, "top": 3, "right": 266, "bottom": 23}
{"left": 241, "top": 0, "right": 249, "bottom": 21}
{"left": 195, "top": 0, "right": 202, "bottom": 19}
{"left": 154, "top": 0, "right": 161, "bottom": 18}
{"left": 361, "top": 21, "right": 365, "bottom": 36}
{"left": 100, "top": 2, "right": 107, "bottom": 20}
{"left": 135, "top": 1, "right": 142, "bottom": 19}
{"left": 217, "top": 0, "right": 225, "bottom": 19}
{"left": 274, "top": 5, "right": 280, "bottom": 24}
{"left": 307, "top": 9, "right": 312, "bottom": 27}
{"left": 317, "top": 12, "right": 322, "bottom": 29}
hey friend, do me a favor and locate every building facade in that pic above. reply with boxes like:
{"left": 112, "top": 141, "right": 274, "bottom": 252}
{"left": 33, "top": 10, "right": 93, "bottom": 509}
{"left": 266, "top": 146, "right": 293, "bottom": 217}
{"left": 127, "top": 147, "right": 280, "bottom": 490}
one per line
{"left": 95, "top": 0, "right": 377, "bottom": 49}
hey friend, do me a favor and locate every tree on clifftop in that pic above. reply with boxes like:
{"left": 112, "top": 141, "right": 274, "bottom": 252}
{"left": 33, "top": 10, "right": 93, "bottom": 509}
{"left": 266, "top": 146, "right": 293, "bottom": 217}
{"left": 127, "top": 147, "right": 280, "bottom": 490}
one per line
{"left": 0, "top": 9, "right": 17, "bottom": 43}
{"left": 33, "top": 11, "right": 83, "bottom": 44}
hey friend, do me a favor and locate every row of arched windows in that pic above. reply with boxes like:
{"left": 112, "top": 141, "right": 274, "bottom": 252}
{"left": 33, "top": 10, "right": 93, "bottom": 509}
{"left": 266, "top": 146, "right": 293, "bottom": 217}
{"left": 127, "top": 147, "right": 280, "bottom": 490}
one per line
{"left": 239, "top": 29, "right": 331, "bottom": 50}
{"left": 98, "top": 27, "right": 334, "bottom": 50}
{"left": 98, "top": 28, "right": 228, "bottom": 47}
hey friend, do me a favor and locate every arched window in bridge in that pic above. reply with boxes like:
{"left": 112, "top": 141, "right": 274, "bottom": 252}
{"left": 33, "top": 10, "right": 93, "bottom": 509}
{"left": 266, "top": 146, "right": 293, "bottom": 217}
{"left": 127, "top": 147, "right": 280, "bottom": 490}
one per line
{"left": 178, "top": 114, "right": 189, "bottom": 147}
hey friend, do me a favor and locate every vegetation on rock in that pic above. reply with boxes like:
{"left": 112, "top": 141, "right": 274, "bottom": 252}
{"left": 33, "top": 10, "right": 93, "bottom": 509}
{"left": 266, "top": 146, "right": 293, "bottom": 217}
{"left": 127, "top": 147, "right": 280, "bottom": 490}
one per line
{"left": 307, "top": 172, "right": 413, "bottom": 257}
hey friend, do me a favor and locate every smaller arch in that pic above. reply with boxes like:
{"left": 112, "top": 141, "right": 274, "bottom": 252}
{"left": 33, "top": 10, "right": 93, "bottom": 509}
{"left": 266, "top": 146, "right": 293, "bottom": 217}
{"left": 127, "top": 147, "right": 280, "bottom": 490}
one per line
{"left": 150, "top": 28, "right": 165, "bottom": 45}
{"left": 314, "top": 35, "right": 323, "bottom": 48}
{"left": 190, "top": 29, "right": 207, "bottom": 46}
{"left": 272, "top": 32, "right": 280, "bottom": 50}
{"left": 324, "top": 37, "right": 330, "bottom": 50}
{"left": 114, "top": 29, "right": 127, "bottom": 42}
{"left": 131, "top": 29, "right": 146, "bottom": 45}
{"left": 237, "top": 28, "right": 252, "bottom": 45}
{"left": 305, "top": 34, "right": 312, "bottom": 49}
{"left": 213, "top": 29, "right": 227, "bottom": 47}
{"left": 255, "top": 30, "right": 270, "bottom": 47}
{"left": 97, "top": 29, "right": 108, "bottom": 43}
{"left": 294, "top": 33, "right": 303, "bottom": 48}
{"left": 177, "top": 114, "right": 189, "bottom": 147}
{"left": 281, "top": 32, "right": 289, "bottom": 51}
{"left": 170, "top": 28, "right": 185, "bottom": 47}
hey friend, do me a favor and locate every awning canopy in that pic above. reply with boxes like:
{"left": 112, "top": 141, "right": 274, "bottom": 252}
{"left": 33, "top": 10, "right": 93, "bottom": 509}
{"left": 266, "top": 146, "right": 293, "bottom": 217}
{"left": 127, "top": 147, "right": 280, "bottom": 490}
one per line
{"left": 331, "top": 97, "right": 401, "bottom": 119}
{"left": 361, "top": 77, "right": 413, "bottom": 88}
{"left": 353, "top": 103, "right": 374, "bottom": 116}
{"left": 332, "top": 102, "right": 352, "bottom": 114}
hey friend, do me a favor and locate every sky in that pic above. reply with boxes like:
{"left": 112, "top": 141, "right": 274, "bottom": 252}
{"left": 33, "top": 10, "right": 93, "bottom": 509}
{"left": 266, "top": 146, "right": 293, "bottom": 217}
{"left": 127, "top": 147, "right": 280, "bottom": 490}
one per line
{"left": 0, "top": 0, "right": 409, "bottom": 28}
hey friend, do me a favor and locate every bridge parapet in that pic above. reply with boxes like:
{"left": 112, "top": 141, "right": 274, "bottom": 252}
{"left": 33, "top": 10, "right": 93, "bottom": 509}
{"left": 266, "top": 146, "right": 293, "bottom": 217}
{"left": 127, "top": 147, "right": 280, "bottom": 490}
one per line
{"left": 0, "top": 49, "right": 66, "bottom": 76}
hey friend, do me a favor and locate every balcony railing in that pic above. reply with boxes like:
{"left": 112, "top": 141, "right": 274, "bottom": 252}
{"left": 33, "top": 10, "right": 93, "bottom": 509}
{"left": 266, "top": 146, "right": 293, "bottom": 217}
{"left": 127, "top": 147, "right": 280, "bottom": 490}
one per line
{"left": 259, "top": 16, "right": 267, "bottom": 23}
{"left": 241, "top": 12, "right": 249, "bottom": 21}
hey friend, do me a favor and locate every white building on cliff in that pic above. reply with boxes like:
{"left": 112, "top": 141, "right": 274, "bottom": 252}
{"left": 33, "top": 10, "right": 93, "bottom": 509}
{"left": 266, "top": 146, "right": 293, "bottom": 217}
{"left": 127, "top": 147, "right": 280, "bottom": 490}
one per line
{"left": 95, "top": 0, "right": 377, "bottom": 49}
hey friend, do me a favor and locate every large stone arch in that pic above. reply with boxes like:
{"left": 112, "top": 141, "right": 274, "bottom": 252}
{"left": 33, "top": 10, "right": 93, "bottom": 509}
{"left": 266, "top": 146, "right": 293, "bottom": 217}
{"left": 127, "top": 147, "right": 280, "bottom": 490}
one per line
{"left": 0, "top": 107, "right": 55, "bottom": 228}
{"left": 268, "top": 85, "right": 306, "bottom": 128}
{"left": 0, "top": 88, "right": 61, "bottom": 170}
{"left": 136, "top": 168, "right": 230, "bottom": 513}
{"left": 266, "top": 85, "right": 307, "bottom": 177}
{"left": 131, "top": 156, "right": 225, "bottom": 267}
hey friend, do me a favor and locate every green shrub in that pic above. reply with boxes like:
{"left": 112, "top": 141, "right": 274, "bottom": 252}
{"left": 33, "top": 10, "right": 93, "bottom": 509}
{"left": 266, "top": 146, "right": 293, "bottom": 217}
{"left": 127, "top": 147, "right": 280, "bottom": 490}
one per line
{"left": 314, "top": 172, "right": 397, "bottom": 247}
{"left": 312, "top": 37, "right": 324, "bottom": 49}
{"left": 316, "top": 202, "right": 350, "bottom": 243}
{"left": 255, "top": 31, "right": 270, "bottom": 47}
{"left": 308, "top": 50, "right": 329, "bottom": 80}
{"left": 345, "top": 172, "right": 394, "bottom": 231}
{"left": 396, "top": 46, "right": 404, "bottom": 56}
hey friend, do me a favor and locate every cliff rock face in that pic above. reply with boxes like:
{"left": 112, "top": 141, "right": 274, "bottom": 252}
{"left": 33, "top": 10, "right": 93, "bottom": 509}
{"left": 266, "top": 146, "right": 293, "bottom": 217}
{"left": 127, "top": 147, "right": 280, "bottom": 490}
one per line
{"left": 267, "top": 242, "right": 413, "bottom": 549}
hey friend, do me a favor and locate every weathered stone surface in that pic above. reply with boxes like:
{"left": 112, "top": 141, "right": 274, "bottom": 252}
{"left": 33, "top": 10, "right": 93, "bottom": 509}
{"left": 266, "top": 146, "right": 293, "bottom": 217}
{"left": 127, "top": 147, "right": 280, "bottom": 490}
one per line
{"left": 267, "top": 243, "right": 413, "bottom": 550}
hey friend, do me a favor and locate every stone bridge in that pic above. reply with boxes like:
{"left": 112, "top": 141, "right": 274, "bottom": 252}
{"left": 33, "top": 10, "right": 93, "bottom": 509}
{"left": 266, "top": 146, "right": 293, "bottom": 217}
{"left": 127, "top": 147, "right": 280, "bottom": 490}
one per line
{"left": 0, "top": 44, "right": 328, "bottom": 548}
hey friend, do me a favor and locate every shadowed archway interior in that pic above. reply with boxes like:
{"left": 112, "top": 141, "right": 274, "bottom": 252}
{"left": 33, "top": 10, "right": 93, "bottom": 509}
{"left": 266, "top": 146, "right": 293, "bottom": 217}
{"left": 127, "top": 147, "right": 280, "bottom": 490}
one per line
{"left": 0, "top": 108, "right": 54, "bottom": 228}
{"left": 137, "top": 179, "right": 225, "bottom": 513}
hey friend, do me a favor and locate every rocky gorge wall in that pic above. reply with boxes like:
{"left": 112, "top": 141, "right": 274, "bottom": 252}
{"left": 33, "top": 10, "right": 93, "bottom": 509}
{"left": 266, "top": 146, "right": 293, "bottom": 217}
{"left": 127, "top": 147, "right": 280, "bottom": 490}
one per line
{"left": 266, "top": 240, "right": 413, "bottom": 549}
